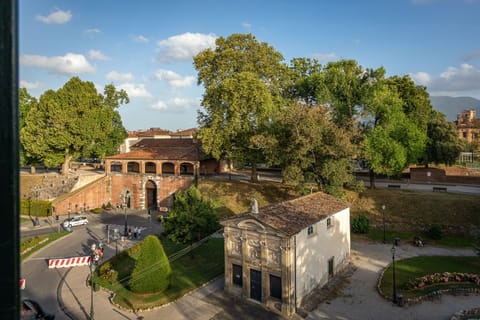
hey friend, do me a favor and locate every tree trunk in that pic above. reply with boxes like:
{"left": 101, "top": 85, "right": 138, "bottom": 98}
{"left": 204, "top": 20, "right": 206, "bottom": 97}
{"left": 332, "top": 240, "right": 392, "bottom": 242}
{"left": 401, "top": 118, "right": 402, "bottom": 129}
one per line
{"left": 62, "top": 153, "right": 72, "bottom": 176}
{"left": 369, "top": 169, "right": 376, "bottom": 189}
{"left": 251, "top": 162, "right": 258, "bottom": 182}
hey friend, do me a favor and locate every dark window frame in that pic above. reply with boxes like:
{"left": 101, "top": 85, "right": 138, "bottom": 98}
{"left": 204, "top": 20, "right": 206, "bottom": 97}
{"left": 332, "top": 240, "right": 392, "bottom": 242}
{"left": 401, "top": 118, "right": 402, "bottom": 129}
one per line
{"left": 232, "top": 263, "right": 242, "bottom": 287}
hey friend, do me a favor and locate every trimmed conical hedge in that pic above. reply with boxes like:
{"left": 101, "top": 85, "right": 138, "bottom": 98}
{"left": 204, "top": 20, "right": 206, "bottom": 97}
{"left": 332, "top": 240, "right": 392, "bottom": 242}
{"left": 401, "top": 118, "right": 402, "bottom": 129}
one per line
{"left": 129, "top": 235, "right": 172, "bottom": 293}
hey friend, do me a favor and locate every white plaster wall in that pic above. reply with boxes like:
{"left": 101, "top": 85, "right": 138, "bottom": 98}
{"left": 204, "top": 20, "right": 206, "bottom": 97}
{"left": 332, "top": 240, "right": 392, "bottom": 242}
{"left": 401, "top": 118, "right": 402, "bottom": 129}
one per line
{"left": 294, "top": 208, "right": 351, "bottom": 305}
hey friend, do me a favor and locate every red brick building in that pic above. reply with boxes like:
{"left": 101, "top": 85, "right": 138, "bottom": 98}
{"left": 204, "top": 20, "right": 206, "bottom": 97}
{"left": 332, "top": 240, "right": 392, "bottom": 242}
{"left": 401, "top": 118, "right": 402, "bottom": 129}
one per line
{"left": 104, "top": 138, "right": 220, "bottom": 209}
{"left": 52, "top": 138, "right": 220, "bottom": 216}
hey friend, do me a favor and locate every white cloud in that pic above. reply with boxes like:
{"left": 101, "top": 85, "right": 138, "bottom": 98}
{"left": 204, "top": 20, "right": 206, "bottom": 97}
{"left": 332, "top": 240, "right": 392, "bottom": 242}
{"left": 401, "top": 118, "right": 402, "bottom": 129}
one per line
{"left": 411, "top": 64, "right": 480, "bottom": 98}
{"left": 84, "top": 28, "right": 101, "bottom": 35}
{"left": 154, "top": 69, "right": 195, "bottom": 88}
{"left": 20, "top": 80, "right": 41, "bottom": 90}
{"left": 118, "top": 83, "right": 151, "bottom": 98}
{"left": 88, "top": 50, "right": 110, "bottom": 61}
{"left": 20, "top": 53, "right": 95, "bottom": 75}
{"left": 150, "top": 97, "right": 199, "bottom": 111}
{"left": 132, "top": 35, "right": 149, "bottom": 43}
{"left": 156, "top": 32, "right": 217, "bottom": 62}
{"left": 410, "top": 71, "right": 432, "bottom": 85}
{"left": 36, "top": 9, "right": 72, "bottom": 24}
{"left": 312, "top": 52, "right": 337, "bottom": 63}
{"left": 242, "top": 22, "right": 252, "bottom": 29}
{"left": 106, "top": 71, "right": 134, "bottom": 82}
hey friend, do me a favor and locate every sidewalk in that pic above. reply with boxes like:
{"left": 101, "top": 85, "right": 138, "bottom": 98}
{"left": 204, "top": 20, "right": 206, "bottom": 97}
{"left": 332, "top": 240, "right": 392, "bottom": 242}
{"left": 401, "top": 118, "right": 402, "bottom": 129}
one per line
{"left": 58, "top": 237, "right": 226, "bottom": 320}
{"left": 307, "top": 239, "right": 480, "bottom": 320}
{"left": 59, "top": 238, "right": 480, "bottom": 320}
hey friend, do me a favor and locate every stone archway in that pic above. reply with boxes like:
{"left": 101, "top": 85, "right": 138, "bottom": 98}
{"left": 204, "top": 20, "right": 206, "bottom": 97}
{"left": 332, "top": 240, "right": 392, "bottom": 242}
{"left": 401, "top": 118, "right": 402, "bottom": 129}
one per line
{"left": 145, "top": 180, "right": 157, "bottom": 210}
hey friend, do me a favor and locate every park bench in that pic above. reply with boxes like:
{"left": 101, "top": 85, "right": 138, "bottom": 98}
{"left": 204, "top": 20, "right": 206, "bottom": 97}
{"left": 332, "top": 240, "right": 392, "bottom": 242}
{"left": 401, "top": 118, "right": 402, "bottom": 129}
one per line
{"left": 388, "top": 184, "right": 401, "bottom": 189}
{"left": 432, "top": 186, "right": 447, "bottom": 192}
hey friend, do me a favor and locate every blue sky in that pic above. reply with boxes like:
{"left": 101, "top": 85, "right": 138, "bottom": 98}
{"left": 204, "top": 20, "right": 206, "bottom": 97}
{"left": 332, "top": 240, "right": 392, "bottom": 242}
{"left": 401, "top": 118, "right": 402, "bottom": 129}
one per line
{"left": 20, "top": 0, "right": 480, "bottom": 131}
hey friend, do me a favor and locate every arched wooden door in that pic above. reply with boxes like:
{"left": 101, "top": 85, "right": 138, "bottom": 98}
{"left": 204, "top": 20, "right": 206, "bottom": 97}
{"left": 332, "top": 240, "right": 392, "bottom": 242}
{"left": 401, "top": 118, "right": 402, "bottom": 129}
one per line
{"left": 146, "top": 180, "right": 157, "bottom": 210}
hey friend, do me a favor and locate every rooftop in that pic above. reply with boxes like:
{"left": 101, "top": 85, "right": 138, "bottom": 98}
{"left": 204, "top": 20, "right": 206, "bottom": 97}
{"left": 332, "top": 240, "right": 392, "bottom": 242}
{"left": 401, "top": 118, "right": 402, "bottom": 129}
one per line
{"left": 223, "top": 192, "right": 349, "bottom": 236}
{"left": 106, "top": 138, "right": 207, "bottom": 161}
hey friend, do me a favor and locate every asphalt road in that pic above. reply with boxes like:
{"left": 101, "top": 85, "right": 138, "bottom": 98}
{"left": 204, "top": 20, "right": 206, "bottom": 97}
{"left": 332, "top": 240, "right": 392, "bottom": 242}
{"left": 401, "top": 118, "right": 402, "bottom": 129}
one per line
{"left": 20, "top": 209, "right": 161, "bottom": 318}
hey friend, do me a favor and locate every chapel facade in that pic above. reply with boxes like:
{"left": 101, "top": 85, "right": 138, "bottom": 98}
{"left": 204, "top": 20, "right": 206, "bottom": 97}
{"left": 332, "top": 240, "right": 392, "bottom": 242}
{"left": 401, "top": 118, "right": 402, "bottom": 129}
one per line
{"left": 221, "top": 192, "right": 351, "bottom": 316}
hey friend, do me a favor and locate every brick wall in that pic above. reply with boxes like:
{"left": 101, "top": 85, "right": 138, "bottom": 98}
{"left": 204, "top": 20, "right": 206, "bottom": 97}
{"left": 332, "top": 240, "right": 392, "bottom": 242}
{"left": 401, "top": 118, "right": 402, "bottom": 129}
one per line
{"left": 51, "top": 176, "right": 109, "bottom": 217}
{"left": 51, "top": 173, "right": 197, "bottom": 216}
{"left": 109, "top": 174, "right": 195, "bottom": 209}
{"left": 410, "top": 167, "right": 480, "bottom": 184}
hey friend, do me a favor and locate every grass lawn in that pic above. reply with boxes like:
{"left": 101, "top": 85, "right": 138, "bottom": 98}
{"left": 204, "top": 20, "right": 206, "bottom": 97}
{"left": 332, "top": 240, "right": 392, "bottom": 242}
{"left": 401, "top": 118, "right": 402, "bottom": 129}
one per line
{"left": 96, "top": 236, "right": 224, "bottom": 311}
{"left": 349, "top": 188, "right": 480, "bottom": 230}
{"left": 21, "top": 231, "right": 70, "bottom": 261}
{"left": 379, "top": 256, "right": 480, "bottom": 299}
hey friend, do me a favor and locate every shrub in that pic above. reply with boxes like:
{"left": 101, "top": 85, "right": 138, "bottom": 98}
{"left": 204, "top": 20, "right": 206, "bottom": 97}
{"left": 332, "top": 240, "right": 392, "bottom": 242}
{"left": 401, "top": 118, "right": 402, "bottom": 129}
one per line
{"left": 98, "top": 262, "right": 118, "bottom": 282}
{"left": 129, "top": 235, "right": 172, "bottom": 293}
{"left": 351, "top": 215, "right": 370, "bottom": 234}
{"left": 427, "top": 224, "right": 443, "bottom": 240}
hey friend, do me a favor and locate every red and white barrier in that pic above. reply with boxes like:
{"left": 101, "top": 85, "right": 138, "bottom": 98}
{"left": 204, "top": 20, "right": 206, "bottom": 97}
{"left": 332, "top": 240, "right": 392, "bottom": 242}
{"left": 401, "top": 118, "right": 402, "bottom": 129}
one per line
{"left": 48, "top": 256, "right": 91, "bottom": 269}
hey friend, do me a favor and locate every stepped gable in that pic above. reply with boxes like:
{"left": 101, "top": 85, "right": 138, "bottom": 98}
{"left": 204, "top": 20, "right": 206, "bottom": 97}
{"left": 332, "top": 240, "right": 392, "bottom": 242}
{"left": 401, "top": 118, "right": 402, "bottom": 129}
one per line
{"left": 226, "top": 192, "right": 349, "bottom": 236}
{"left": 108, "top": 138, "right": 207, "bottom": 161}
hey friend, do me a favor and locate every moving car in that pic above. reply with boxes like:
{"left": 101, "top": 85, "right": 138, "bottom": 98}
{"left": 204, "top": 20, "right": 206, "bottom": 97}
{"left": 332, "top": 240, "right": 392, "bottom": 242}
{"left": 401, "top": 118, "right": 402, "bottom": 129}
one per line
{"left": 21, "top": 299, "right": 55, "bottom": 319}
{"left": 63, "top": 216, "right": 88, "bottom": 228}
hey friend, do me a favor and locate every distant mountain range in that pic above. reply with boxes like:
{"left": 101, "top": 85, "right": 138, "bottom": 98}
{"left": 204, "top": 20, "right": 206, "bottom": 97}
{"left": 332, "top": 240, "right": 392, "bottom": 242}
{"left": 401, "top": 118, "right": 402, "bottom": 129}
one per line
{"left": 430, "top": 96, "right": 480, "bottom": 121}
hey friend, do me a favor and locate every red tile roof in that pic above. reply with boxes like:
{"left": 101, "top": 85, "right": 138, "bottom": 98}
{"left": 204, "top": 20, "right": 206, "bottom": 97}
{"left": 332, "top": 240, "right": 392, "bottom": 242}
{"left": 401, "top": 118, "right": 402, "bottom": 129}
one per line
{"left": 106, "top": 138, "right": 208, "bottom": 161}
{"left": 222, "top": 192, "right": 349, "bottom": 236}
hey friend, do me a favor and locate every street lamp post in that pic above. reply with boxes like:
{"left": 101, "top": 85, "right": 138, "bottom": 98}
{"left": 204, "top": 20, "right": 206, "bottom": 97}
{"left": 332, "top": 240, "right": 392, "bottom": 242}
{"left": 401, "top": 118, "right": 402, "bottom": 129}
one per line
{"left": 391, "top": 245, "right": 397, "bottom": 304}
{"left": 90, "top": 244, "right": 96, "bottom": 320}
{"left": 382, "top": 204, "right": 386, "bottom": 244}
{"left": 33, "top": 186, "right": 40, "bottom": 226}
{"left": 120, "top": 192, "right": 128, "bottom": 236}
{"left": 68, "top": 202, "right": 71, "bottom": 221}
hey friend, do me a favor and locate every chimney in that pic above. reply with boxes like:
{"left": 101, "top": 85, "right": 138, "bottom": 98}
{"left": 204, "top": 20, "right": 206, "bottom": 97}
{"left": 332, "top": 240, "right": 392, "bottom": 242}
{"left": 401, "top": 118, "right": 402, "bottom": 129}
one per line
{"left": 251, "top": 195, "right": 259, "bottom": 214}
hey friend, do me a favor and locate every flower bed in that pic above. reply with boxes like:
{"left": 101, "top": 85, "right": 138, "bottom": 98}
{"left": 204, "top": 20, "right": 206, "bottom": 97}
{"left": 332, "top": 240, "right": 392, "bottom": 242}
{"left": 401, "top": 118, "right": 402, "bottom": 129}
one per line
{"left": 405, "top": 272, "right": 480, "bottom": 290}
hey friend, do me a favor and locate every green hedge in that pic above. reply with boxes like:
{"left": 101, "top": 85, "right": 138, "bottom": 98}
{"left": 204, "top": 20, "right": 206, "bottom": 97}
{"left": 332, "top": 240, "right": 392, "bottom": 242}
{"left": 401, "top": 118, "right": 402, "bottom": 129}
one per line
{"left": 129, "top": 235, "right": 172, "bottom": 293}
{"left": 20, "top": 198, "right": 52, "bottom": 217}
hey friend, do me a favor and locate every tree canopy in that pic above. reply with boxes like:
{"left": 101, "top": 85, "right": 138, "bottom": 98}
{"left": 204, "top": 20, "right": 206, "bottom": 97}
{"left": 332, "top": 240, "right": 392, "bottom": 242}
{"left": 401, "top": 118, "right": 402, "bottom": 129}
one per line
{"left": 258, "top": 103, "right": 361, "bottom": 197}
{"left": 19, "top": 88, "right": 39, "bottom": 166}
{"left": 163, "top": 185, "right": 220, "bottom": 245}
{"left": 361, "top": 81, "right": 427, "bottom": 186}
{"left": 194, "top": 33, "right": 288, "bottom": 180}
{"left": 20, "top": 77, "right": 129, "bottom": 173}
{"left": 425, "top": 110, "right": 462, "bottom": 166}
{"left": 192, "top": 33, "right": 458, "bottom": 194}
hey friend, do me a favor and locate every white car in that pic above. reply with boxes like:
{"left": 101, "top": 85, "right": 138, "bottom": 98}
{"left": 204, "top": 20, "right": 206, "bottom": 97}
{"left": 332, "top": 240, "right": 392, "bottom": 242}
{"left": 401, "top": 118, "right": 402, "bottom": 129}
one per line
{"left": 63, "top": 216, "right": 88, "bottom": 228}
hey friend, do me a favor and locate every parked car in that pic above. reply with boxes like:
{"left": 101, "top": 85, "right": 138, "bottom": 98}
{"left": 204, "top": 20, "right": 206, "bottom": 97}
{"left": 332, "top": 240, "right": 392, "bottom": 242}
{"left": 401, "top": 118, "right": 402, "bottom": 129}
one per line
{"left": 63, "top": 216, "right": 88, "bottom": 228}
{"left": 21, "top": 299, "right": 55, "bottom": 319}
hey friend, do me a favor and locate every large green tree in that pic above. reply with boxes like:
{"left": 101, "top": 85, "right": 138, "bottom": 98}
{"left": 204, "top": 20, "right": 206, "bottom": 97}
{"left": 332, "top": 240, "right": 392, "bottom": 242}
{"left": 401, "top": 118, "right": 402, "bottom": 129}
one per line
{"left": 257, "top": 103, "right": 361, "bottom": 197}
{"left": 194, "top": 33, "right": 288, "bottom": 181}
{"left": 19, "top": 88, "right": 39, "bottom": 166}
{"left": 385, "top": 75, "right": 432, "bottom": 131}
{"left": 425, "top": 110, "right": 462, "bottom": 166}
{"left": 20, "top": 77, "right": 128, "bottom": 174}
{"left": 362, "top": 83, "right": 426, "bottom": 187}
{"left": 163, "top": 185, "right": 219, "bottom": 246}
{"left": 317, "top": 60, "right": 384, "bottom": 129}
